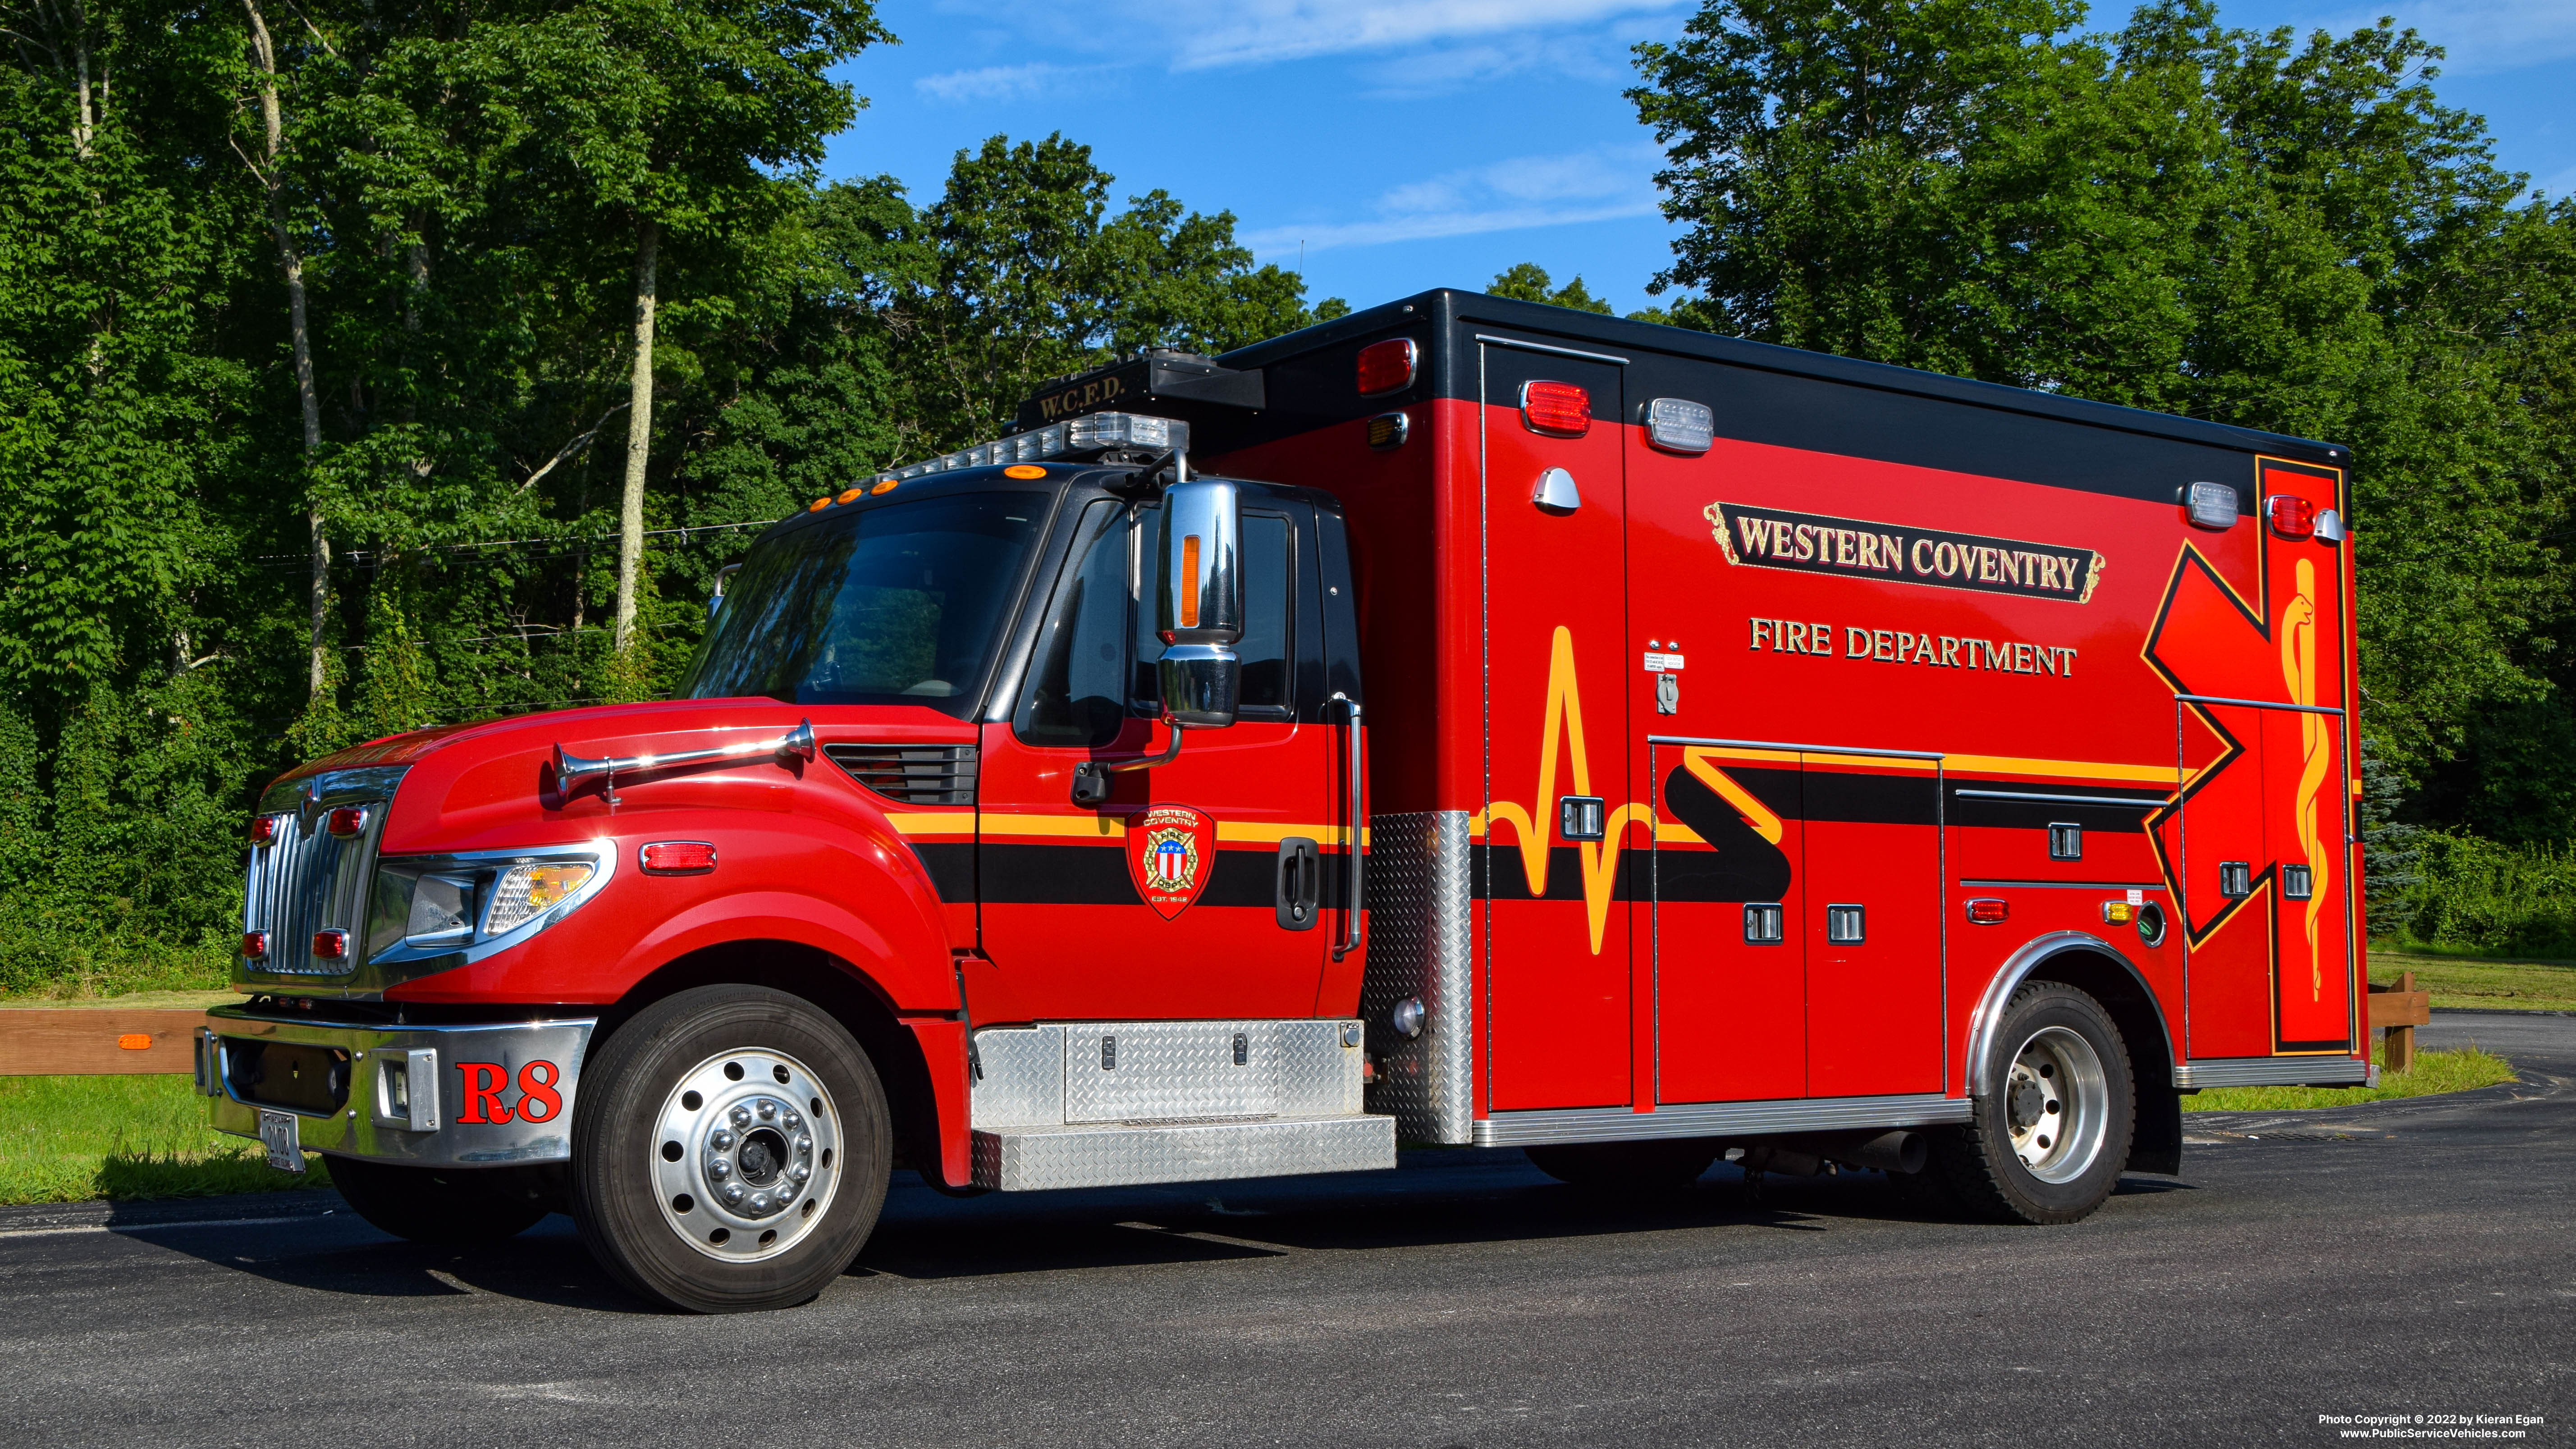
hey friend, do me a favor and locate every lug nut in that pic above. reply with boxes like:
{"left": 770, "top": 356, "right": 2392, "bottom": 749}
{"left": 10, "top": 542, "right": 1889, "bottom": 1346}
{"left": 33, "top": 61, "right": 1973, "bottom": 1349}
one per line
{"left": 711, "top": 1128, "right": 735, "bottom": 1150}
{"left": 730, "top": 1105, "right": 751, "bottom": 1128}
{"left": 791, "top": 1164, "right": 810, "bottom": 1184}
{"left": 707, "top": 1159, "right": 731, "bottom": 1180}
{"left": 749, "top": 1193, "right": 772, "bottom": 1214}
{"left": 723, "top": 1184, "right": 746, "bottom": 1205}
{"left": 755, "top": 1099, "right": 777, "bottom": 1120}
{"left": 782, "top": 1111, "right": 801, "bottom": 1130}
{"left": 795, "top": 1135, "right": 812, "bottom": 1155}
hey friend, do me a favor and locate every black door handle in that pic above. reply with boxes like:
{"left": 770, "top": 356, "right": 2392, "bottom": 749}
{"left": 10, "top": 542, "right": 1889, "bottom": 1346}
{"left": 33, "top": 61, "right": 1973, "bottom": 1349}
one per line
{"left": 1276, "top": 836, "right": 1320, "bottom": 931}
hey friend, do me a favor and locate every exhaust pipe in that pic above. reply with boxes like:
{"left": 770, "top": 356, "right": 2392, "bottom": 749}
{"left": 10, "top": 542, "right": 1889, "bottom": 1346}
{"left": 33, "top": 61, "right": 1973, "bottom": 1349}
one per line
{"left": 1740, "top": 1130, "right": 1926, "bottom": 1177}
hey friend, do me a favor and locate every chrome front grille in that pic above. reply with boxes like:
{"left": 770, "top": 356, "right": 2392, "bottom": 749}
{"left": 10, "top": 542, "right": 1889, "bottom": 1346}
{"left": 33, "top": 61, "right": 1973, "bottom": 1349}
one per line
{"left": 824, "top": 743, "right": 977, "bottom": 806}
{"left": 240, "top": 767, "right": 406, "bottom": 979}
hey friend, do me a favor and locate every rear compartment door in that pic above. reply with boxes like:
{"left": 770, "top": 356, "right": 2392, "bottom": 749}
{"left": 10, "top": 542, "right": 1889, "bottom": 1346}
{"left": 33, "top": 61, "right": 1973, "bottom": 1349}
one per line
{"left": 1476, "top": 338, "right": 1636, "bottom": 1112}
{"left": 2160, "top": 460, "right": 2357, "bottom": 1058}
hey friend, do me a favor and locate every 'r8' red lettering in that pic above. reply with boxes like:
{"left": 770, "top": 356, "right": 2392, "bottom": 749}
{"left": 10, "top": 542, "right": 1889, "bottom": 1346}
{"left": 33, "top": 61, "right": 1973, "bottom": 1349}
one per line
{"left": 455, "top": 1061, "right": 512, "bottom": 1123}
{"left": 516, "top": 1060, "right": 563, "bottom": 1122}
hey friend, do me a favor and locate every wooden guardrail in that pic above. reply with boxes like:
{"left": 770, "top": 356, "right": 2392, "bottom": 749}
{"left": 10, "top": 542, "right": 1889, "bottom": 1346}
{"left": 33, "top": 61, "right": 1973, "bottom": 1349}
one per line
{"left": 2368, "top": 970, "right": 2432, "bottom": 1074}
{"left": 0, "top": 1009, "right": 212, "bottom": 1076}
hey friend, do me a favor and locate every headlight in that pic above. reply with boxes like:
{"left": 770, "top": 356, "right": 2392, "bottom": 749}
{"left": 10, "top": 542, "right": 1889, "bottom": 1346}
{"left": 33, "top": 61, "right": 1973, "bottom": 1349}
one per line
{"left": 365, "top": 847, "right": 611, "bottom": 966}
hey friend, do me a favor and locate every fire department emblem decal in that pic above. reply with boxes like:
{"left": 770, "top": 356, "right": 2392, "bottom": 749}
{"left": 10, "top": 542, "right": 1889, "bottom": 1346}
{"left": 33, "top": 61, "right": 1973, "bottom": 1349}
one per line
{"left": 1127, "top": 804, "right": 1215, "bottom": 919}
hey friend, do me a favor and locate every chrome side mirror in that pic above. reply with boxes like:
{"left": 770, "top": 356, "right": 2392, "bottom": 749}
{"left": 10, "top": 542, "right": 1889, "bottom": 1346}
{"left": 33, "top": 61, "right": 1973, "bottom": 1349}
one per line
{"left": 708, "top": 562, "right": 743, "bottom": 618}
{"left": 1155, "top": 479, "right": 1242, "bottom": 729}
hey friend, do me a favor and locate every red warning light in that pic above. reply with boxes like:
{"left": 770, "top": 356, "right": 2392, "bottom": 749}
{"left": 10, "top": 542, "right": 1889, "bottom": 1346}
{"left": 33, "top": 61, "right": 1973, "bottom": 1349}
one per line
{"left": 1356, "top": 338, "right": 1417, "bottom": 396}
{"left": 1520, "top": 380, "right": 1591, "bottom": 436}
{"left": 2266, "top": 494, "right": 2316, "bottom": 539}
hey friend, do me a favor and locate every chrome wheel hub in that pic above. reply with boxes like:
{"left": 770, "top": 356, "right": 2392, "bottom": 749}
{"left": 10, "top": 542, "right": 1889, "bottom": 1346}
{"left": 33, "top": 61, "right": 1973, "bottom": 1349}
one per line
{"left": 652, "top": 1048, "right": 841, "bottom": 1262}
{"left": 2004, "top": 1024, "right": 2108, "bottom": 1185}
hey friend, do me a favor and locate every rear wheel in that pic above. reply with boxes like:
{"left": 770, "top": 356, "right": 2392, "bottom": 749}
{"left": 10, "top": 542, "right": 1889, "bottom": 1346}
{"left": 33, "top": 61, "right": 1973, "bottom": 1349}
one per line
{"left": 328, "top": 1157, "right": 551, "bottom": 1246}
{"left": 1525, "top": 1138, "right": 1722, "bottom": 1189}
{"left": 570, "top": 985, "right": 891, "bottom": 1313}
{"left": 1931, "top": 980, "right": 2134, "bottom": 1224}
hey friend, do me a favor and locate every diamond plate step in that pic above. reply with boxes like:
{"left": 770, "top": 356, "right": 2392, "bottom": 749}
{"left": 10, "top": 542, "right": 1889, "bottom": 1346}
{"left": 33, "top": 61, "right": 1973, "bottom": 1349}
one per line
{"left": 970, "top": 1113, "right": 1396, "bottom": 1192}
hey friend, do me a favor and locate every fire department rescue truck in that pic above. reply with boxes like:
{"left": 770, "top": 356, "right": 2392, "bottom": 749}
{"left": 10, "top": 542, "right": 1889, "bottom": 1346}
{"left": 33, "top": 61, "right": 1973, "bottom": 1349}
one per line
{"left": 203, "top": 289, "right": 2367, "bottom": 1312}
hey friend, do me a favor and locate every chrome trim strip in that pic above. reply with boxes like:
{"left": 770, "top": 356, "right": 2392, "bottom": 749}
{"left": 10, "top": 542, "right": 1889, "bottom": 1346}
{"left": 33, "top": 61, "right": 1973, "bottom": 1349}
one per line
{"left": 1470, "top": 332, "right": 1631, "bottom": 365}
{"left": 2175, "top": 693, "right": 2344, "bottom": 717}
{"left": 1958, "top": 879, "right": 2168, "bottom": 891}
{"left": 1647, "top": 734, "right": 1945, "bottom": 760}
{"left": 1963, "top": 929, "right": 2171, "bottom": 1097}
{"left": 1473, "top": 1093, "right": 1969, "bottom": 1147}
{"left": 2173, "top": 1056, "right": 2367, "bottom": 1089}
{"left": 1954, "top": 788, "right": 2169, "bottom": 807}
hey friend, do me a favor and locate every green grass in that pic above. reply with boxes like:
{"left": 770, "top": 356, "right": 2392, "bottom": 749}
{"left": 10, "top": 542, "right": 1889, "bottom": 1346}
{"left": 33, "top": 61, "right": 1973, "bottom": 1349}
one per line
{"left": 2183, "top": 1040, "right": 2515, "bottom": 1112}
{"left": 2368, "top": 950, "right": 2576, "bottom": 1012}
{"left": 0, "top": 1074, "right": 332, "bottom": 1205}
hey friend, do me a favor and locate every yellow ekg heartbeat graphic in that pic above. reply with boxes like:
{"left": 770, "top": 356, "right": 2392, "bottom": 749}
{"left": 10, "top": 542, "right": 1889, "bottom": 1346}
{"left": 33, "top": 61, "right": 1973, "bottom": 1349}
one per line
{"left": 1486, "top": 626, "right": 1653, "bottom": 955}
{"left": 2282, "top": 558, "right": 2332, "bottom": 1003}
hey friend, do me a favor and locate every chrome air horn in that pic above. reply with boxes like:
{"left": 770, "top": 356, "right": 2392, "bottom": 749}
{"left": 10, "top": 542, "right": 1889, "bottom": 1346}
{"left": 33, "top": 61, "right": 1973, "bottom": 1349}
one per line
{"left": 551, "top": 720, "right": 816, "bottom": 805}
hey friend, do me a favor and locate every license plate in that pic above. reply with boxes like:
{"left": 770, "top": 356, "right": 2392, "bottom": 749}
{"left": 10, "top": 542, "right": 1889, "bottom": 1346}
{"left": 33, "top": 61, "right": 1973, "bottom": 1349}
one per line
{"left": 258, "top": 1109, "right": 305, "bottom": 1173}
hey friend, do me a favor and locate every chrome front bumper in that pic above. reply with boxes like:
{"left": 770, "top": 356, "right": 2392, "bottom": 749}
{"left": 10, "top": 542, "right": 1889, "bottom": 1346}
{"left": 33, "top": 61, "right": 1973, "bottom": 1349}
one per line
{"left": 201, "top": 1006, "right": 596, "bottom": 1167}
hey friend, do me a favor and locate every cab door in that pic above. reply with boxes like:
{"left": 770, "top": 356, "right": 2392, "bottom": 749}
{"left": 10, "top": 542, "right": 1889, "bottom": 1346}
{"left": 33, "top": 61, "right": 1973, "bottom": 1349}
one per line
{"left": 971, "top": 493, "right": 1341, "bottom": 1024}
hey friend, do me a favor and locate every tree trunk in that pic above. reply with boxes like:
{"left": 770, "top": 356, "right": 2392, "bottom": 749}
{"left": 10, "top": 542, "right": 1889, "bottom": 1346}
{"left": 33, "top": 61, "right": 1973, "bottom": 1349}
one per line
{"left": 242, "top": 0, "right": 330, "bottom": 700}
{"left": 613, "top": 216, "right": 659, "bottom": 658}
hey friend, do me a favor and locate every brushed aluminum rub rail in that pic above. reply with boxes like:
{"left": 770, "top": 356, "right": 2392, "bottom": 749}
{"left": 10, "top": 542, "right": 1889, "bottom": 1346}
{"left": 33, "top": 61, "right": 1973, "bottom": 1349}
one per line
{"left": 1472, "top": 1092, "right": 1970, "bottom": 1147}
{"left": 2173, "top": 1056, "right": 2367, "bottom": 1089}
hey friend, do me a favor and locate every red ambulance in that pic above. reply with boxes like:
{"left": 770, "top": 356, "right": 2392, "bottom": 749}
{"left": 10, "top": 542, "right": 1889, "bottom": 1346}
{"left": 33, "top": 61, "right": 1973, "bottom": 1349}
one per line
{"left": 204, "top": 289, "right": 2366, "bottom": 1311}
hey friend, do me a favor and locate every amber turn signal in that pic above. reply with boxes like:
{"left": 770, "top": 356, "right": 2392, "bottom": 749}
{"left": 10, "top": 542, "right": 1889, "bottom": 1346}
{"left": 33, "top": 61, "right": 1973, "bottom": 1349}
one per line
{"left": 1004, "top": 464, "right": 1047, "bottom": 479}
{"left": 2101, "top": 900, "right": 2136, "bottom": 924}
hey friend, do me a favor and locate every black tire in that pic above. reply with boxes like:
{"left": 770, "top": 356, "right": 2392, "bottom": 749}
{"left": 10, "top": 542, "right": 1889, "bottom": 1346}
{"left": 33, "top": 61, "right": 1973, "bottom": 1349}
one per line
{"left": 328, "top": 1156, "right": 552, "bottom": 1246}
{"left": 569, "top": 984, "right": 892, "bottom": 1313}
{"left": 1930, "top": 980, "right": 2135, "bottom": 1224}
{"left": 1526, "top": 1138, "right": 1723, "bottom": 1189}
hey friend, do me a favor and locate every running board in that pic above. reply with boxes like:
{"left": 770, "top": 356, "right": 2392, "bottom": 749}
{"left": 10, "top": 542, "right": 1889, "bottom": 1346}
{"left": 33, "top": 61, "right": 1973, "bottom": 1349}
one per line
{"left": 1472, "top": 1092, "right": 1971, "bottom": 1147}
{"left": 972, "top": 1114, "right": 1395, "bottom": 1192}
{"left": 2172, "top": 1057, "right": 2367, "bottom": 1089}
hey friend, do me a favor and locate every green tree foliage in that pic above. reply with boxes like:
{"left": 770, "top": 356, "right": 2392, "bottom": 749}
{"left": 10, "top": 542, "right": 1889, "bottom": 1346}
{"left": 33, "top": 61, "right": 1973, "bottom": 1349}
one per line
{"left": 1489, "top": 263, "right": 1615, "bottom": 314}
{"left": 885, "top": 134, "right": 1328, "bottom": 452}
{"left": 0, "top": 0, "right": 1334, "bottom": 991}
{"left": 1633, "top": 0, "right": 2576, "bottom": 828}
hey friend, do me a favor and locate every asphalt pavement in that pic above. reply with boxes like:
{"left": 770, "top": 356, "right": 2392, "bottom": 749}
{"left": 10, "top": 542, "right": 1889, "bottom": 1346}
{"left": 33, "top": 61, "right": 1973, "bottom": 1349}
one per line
{"left": 1, "top": 1012, "right": 2568, "bottom": 1448}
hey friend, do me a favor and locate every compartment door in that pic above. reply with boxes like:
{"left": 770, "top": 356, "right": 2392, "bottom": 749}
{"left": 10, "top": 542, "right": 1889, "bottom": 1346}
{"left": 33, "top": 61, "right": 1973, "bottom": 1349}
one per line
{"left": 1478, "top": 341, "right": 1634, "bottom": 1111}
{"left": 1651, "top": 745, "right": 1806, "bottom": 1104}
{"left": 1798, "top": 754, "right": 1945, "bottom": 1097}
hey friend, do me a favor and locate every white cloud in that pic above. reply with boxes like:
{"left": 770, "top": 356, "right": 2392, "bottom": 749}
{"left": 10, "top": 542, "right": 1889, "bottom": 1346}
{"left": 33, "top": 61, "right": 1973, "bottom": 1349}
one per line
{"left": 913, "top": 60, "right": 1086, "bottom": 104}
{"left": 2308, "top": 0, "right": 2576, "bottom": 76}
{"left": 1164, "top": 0, "right": 1688, "bottom": 70}
{"left": 935, "top": 0, "right": 1688, "bottom": 73}
{"left": 1242, "top": 142, "right": 1663, "bottom": 254}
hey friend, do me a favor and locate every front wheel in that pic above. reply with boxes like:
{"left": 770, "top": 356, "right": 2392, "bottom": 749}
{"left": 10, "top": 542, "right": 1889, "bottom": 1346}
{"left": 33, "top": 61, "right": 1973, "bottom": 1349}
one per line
{"left": 1930, "top": 980, "right": 2135, "bottom": 1224}
{"left": 570, "top": 985, "right": 892, "bottom": 1313}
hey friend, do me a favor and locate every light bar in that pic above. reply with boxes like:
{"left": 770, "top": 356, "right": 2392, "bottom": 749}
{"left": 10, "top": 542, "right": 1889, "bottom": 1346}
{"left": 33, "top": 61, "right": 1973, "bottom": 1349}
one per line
{"left": 856, "top": 412, "right": 1191, "bottom": 496}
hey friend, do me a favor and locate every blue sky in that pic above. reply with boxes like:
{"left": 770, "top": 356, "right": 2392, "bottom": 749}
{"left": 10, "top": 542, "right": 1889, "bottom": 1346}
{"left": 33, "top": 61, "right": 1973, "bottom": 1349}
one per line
{"left": 824, "top": 0, "right": 2576, "bottom": 318}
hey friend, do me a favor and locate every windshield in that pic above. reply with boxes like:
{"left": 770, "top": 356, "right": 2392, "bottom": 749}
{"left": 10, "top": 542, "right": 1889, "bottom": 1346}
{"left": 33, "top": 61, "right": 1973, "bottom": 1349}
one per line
{"left": 679, "top": 492, "right": 1048, "bottom": 713}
